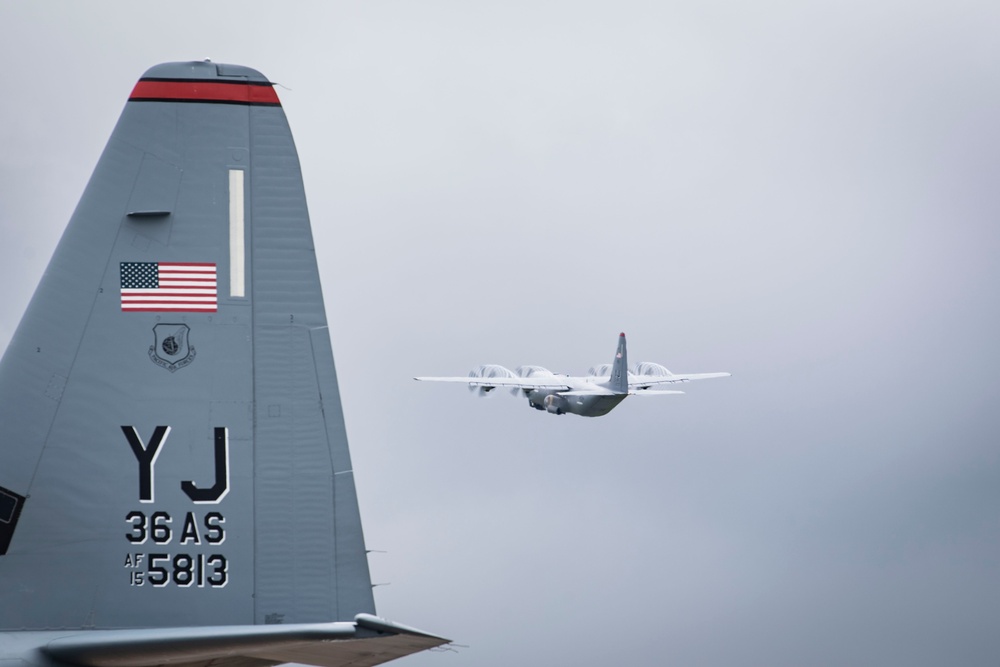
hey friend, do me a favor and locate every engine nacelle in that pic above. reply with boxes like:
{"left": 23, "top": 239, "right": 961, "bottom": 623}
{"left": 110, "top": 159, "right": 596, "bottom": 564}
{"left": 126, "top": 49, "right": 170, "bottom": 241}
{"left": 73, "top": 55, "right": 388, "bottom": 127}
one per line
{"left": 514, "top": 365, "right": 556, "bottom": 397}
{"left": 467, "top": 364, "right": 516, "bottom": 397}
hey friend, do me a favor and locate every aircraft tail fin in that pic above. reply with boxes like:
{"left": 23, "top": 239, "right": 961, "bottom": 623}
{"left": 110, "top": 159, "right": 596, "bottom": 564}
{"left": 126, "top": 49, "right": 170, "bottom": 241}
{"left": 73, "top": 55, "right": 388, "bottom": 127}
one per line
{"left": 610, "top": 332, "right": 629, "bottom": 394}
{"left": 0, "top": 62, "right": 380, "bottom": 632}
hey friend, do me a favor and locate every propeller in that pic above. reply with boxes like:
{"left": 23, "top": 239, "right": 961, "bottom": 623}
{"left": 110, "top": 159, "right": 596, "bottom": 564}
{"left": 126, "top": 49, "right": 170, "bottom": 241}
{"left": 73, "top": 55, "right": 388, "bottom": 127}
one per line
{"left": 630, "top": 361, "right": 673, "bottom": 377}
{"left": 588, "top": 363, "right": 612, "bottom": 377}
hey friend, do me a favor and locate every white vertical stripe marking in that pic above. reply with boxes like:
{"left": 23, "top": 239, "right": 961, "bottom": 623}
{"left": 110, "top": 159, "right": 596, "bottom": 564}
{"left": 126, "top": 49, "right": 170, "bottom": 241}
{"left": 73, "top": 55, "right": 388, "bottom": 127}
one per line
{"left": 229, "top": 169, "right": 246, "bottom": 298}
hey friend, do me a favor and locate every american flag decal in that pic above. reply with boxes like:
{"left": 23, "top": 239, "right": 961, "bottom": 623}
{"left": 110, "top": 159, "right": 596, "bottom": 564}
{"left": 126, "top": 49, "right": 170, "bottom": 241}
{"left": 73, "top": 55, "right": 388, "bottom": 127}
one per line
{"left": 120, "top": 262, "right": 217, "bottom": 312}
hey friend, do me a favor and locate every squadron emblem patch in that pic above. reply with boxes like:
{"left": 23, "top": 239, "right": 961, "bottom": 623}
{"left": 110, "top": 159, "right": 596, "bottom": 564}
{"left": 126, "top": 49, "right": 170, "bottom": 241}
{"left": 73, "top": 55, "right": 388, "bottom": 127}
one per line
{"left": 149, "top": 324, "right": 196, "bottom": 372}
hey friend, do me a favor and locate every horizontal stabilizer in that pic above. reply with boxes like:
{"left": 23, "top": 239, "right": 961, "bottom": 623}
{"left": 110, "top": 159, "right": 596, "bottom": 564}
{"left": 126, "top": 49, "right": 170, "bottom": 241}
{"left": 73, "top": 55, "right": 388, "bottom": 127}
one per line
{"left": 629, "top": 371, "right": 731, "bottom": 388}
{"left": 672, "top": 372, "right": 731, "bottom": 381}
{"left": 558, "top": 389, "right": 618, "bottom": 397}
{"left": 627, "top": 389, "right": 686, "bottom": 396}
{"left": 41, "top": 615, "right": 449, "bottom": 667}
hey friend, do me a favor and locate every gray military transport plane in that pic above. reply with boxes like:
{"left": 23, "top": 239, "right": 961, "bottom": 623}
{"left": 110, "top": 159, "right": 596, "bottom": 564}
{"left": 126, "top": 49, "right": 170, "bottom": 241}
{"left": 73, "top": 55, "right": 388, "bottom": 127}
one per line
{"left": 0, "top": 61, "right": 447, "bottom": 667}
{"left": 416, "top": 333, "right": 730, "bottom": 416}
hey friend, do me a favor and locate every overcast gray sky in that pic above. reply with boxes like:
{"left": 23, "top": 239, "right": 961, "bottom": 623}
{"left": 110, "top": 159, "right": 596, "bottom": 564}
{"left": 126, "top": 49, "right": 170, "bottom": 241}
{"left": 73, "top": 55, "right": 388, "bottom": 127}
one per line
{"left": 2, "top": 2, "right": 999, "bottom": 665}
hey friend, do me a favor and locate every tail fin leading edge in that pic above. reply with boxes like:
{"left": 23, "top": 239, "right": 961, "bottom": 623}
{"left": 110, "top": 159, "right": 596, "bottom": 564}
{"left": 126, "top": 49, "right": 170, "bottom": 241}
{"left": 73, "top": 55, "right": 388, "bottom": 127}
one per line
{"left": 0, "top": 62, "right": 375, "bottom": 630}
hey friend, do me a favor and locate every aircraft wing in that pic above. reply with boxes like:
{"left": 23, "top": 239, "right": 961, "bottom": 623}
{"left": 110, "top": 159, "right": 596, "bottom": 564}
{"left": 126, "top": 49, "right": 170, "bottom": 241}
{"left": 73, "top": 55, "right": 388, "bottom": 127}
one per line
{"left": 41, "top": 615, "right": 448, "bottom": 667}
{"left": 629, "top": 372, "right": 731, "bottom": 388}
{"left": 414, "top": 376, "right": 573, "bottom": 391}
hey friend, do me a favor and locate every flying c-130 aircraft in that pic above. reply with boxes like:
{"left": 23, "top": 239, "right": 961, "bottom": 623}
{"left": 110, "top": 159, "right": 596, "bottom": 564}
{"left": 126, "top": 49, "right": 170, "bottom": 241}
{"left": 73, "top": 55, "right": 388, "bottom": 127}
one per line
{"left": 416, "top": 333, "right": 730, "bottom": 417}
{"left": 0, "top": 62, "right": 446, "bottom": 667}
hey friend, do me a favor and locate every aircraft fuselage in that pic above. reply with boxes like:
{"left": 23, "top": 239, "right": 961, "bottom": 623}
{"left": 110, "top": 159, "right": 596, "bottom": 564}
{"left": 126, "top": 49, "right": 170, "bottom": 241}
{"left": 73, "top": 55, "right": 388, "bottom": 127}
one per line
{"left": 415, "top": 331, "right": 729, "bottom": 418}
{"left": 526, "top": 389, "right": 627, "bottom": 417}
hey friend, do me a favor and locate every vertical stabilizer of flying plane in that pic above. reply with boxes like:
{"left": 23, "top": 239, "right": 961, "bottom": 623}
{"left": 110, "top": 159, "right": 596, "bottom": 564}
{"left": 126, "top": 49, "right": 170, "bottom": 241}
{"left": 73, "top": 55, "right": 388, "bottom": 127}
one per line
{"left": 609, "top": 333, "right": 628, "bottom": 394}
{"left": 0, "top": 63, "right": 444, "bottom": 665}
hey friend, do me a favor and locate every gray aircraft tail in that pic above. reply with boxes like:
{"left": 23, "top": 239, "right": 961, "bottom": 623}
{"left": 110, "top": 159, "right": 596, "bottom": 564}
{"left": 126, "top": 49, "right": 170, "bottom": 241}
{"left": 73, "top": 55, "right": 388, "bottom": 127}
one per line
{"left": 610, "top": 333, "right": 629, "bottom": 394}
{"left": 0, "top": 63, "right": 434, "bottom": 660}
